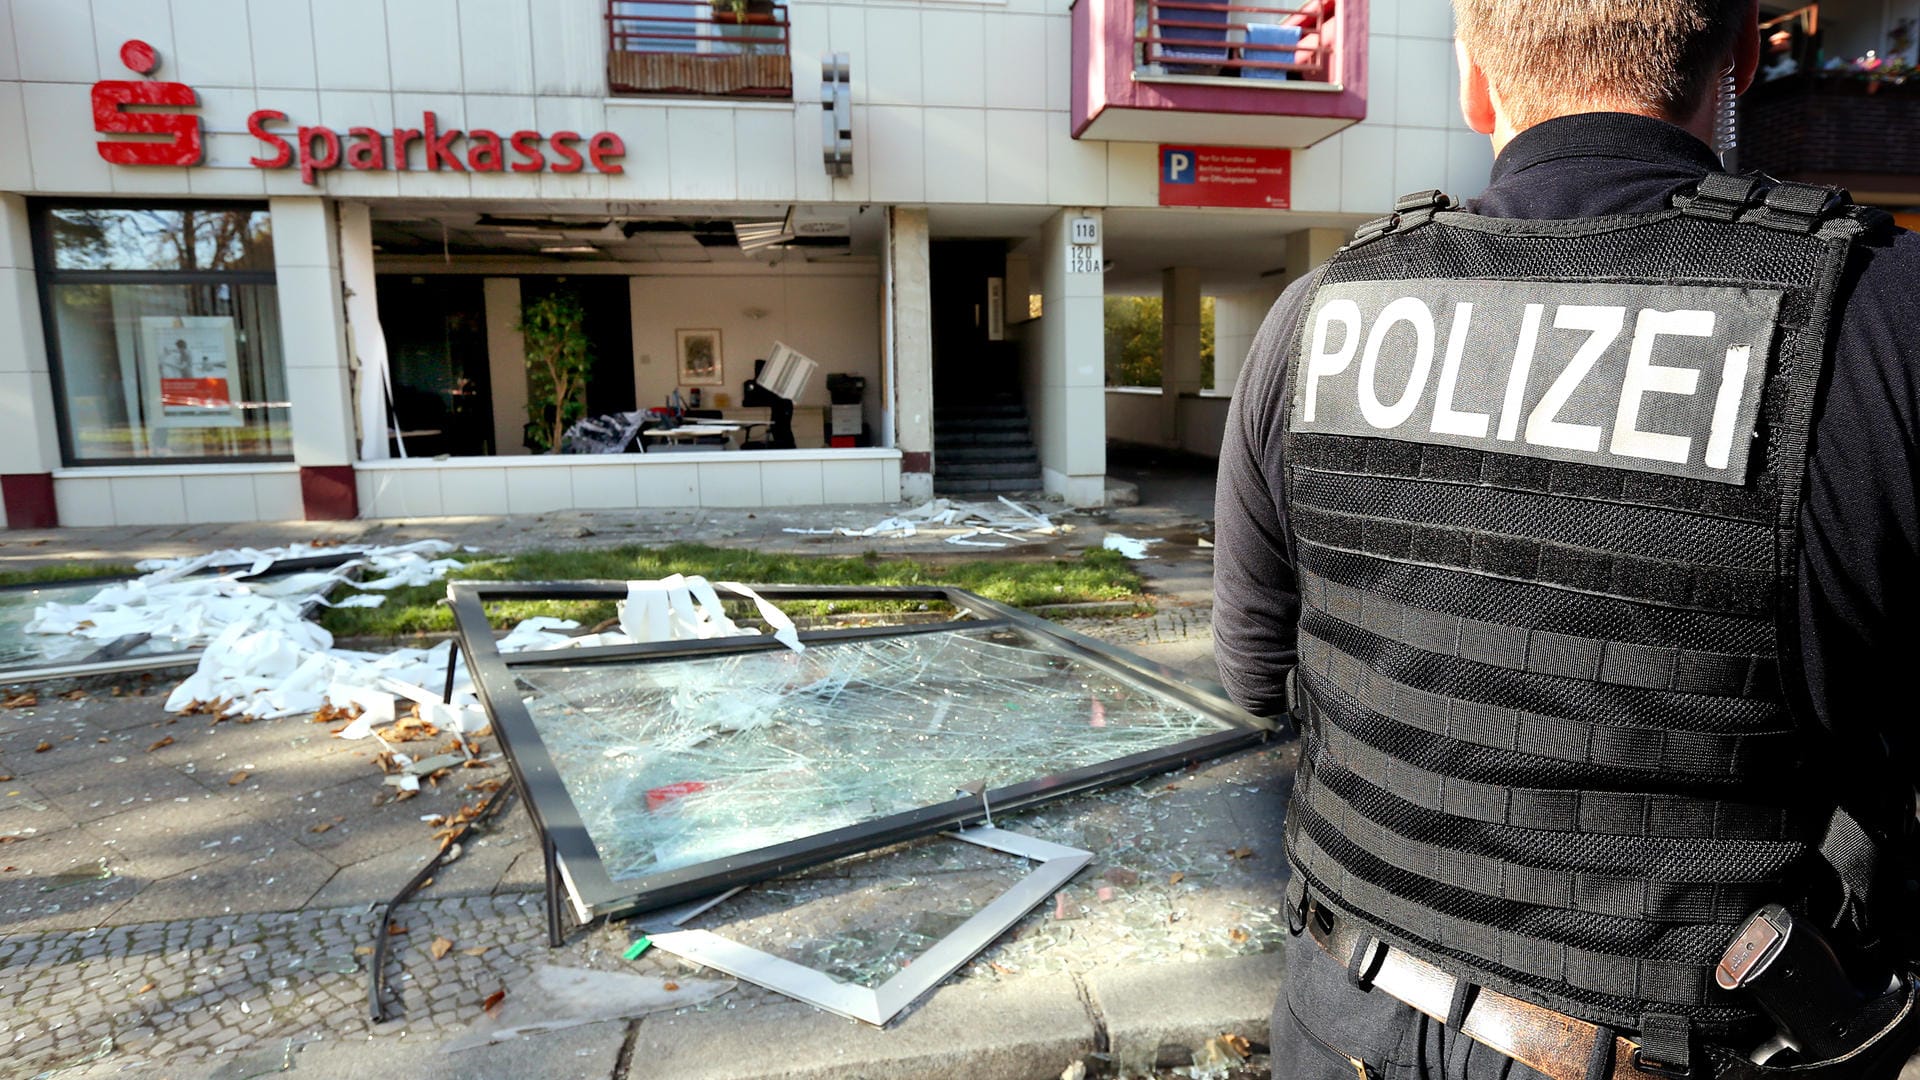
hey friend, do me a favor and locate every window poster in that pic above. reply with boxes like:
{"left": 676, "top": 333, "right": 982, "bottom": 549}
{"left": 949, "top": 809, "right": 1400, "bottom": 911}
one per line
{"left": 141, "top": 316, "right": 242, "bottom": 428}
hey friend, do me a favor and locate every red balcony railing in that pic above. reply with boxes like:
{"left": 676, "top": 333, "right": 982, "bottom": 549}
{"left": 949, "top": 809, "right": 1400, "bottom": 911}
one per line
{"left": 607, "top": 1, "right": 792, "bottom": 99}
{"left": 1136, "top": 0, "right": 1334, "bottom": 83}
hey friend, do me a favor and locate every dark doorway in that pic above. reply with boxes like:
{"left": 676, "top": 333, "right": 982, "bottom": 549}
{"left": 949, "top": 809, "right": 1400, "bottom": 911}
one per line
{"left": 930, "top": 241, "right": 1018, "bottom": 405}
{"left": 522, "top": 276, "right": 636, "bottom": 420}
{"left": 376, "top": 275, "right": 492, "bottom": 457}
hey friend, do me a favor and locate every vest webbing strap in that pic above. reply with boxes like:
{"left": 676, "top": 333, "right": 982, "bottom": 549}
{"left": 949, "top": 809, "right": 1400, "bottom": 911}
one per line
{"left": 1312, "top": 719, "right": 1800, "bottom": 841}
{"left": 1301, "top": 567, "right": 1777, "bottom": 698}
{"left": 1298, "top": 630, "right": 1792, "bottom": 776}
{"left": 1302, "top": 769, "right": 1774, "bottom": 923}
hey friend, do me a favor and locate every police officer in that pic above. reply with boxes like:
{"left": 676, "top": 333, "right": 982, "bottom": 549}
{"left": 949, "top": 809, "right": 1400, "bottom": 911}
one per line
{"left": 1213, "top": 1, "right": 1920, "bottom": 1077}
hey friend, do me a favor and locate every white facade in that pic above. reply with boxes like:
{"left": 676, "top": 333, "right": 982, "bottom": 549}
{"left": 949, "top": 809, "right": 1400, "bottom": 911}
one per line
{"left": 0, "top": 0, "right": 1490, "bottom": 527}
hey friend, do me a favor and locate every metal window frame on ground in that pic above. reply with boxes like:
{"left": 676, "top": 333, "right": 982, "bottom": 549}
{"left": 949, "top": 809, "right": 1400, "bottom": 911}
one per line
{"left": 445, "top": 581, "right": 1276, "bottom": 939}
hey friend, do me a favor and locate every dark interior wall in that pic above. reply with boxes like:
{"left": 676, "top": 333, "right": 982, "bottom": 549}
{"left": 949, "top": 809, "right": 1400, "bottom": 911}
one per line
{"left": 930, "top": 241, "right": 1017, "bottom": 403}
{"left": 375, "top": 275, "right": 492, "bottom": 456}
{"left": 520, "top": 276, "right": 636, "bottom": 418}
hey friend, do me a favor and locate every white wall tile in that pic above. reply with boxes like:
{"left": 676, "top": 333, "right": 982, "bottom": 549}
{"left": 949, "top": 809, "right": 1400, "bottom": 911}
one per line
{"left": 570, "top": 465, "right": 637, "bottom": 509}
{"left": 1046, "top": 121, "right": 1106, "bottom": 205}
{"left": 386, "top": 0, "right": 463, "bottom": 93}
{"left": 1044, "top": 14, "right": 1070, "bottom": 112}
{"left": 882, "top": 457, "right": 900, "bottom": 500}
{"left": 666, "top": 107, "right": 736, "bottom": 200}
{"left": 0, "top": 84, "right": 31, "bottom": 192}
{"left": 1446, "top": 129, "right": 1494, "bottom": 198}
{"left": 0, "top": 371, "right": 55, "bottom": 472}
{"left": 1339, "top": 127, "right": 1396, "bottom": 213}
{"left": 186, "top": 145, "right": 269, "bottom": 196}
{"left": 787, "top": 6, "right": 826, "bottom": 106}
{"left": 1106, "top": 140, "right": 1156, "bottom": 207}
{"left": 505, "top": 466, "right": 573, "bottom": 514}
{"left": 169, "top": 0, "right": 254, "bottom": 87}
{"left": 183, "top": 473, "right": 259, "bottom": 523}
{"left": 830, "top": 100, "right": 870, "bottom": 203}
{"left": 54, "top": 477, "right": 115, "bottom": 528}
{"left": 530, "top": 0, "right": 602, "bottom": 96}
{"left": 23, "top": 82, "right": 112, "bottom": 192}
{"left": 534, "top": 95, "right": 609, "bottom": 199}
{"left": 313, "top": 89, "right": 400, "bottom": 197}
{"left": 821, "top": 458, "right": 883, "bottom": 503}
{"left": 0, "top": 269, "right": 40, "bottom": 374}
{"left": 93, "top": 0, "right": 174, "bottom": 81}
{"left": 603, "top": 105, "right": 671, "bottom": 201}
{"left": 0, "top": 0, "right": 18, "bottom": 82}
{"left": 312, "top": 0, "right": 389, "bottom": 90}
{"left": 1398, "top": 0, "right": 1456, "bottom": 40}
{"left": 921, "top": 10, "right": 985, "bottom": 108}
{"left": 735, "top": 108, "right": 797, "bottom": 203}
{"left": 985, "top": 108, "right": 1046, "bottom": 204}
{"left": 248, "top": 0, "right": 315, "bottom": 89}
{"left": 1371, "top": 0, "right": 1401, "bottom": 38}
{"left": 864, "top": 8, "right": 922, "bottom": 105}
{"left": 439, "top": 467, "right": 508, "bottom": 515}
{"left": 268, "top": 197, "right": 335, "bottom": 268}
{"left": 826, "top": 4, "right": 867, "bottom": 102}
{"left": 458, "top": 0, "right": 534, "bottom": 95}
{"left": 253, "top": 473, "right": 303, "bottom": 521}
{"left": 282, "top": 364, "right": 354, "bottom": 465}
{"left": 462, "top": 92, "right": 540, "bottom": 199}
{"left": 1394, "top": 37, "right": 1454, "bottom": 128}
{"left": 360, "top": 469, "right": 442, "bottom": 518}
{"left": 111, "top": 157, "right": 193, "bottom": 196}
{"left": 759, "top": 459, "right": 824, "bottom": 506}
{"left": 696, "top": 461, "right": 762, "bottom": 507}
{"left": 984, "top": 14, "right": 1047, "bottom": 110}
{"left": 790, "top": 105, "right": 832, "bottom": 203}
{"left": 1365, "top": 34, "right": 1397, "bottom": 126}
{"left": 633, "top": 461, "right": 698, "bottom": 506}
{"left": 866, "top": 105, "right": 924, "bottom": 202}
{"left": 14, "top": 0, "right": 98, "bottom": 82}
{"left": 1289, "top": 138, "right": 1343, "bottom": 213}
{"left": 109, "top": 475, "right": 188, "bottom": 526}
{"left": 923, "top": 107, "right": 986, "bottom": 204}
{"left": 1393, "top": 127, "right": 1449, "bottom": 201}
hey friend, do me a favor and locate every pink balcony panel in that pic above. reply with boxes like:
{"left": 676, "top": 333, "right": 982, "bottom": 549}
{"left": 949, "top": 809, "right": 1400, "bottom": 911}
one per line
{"left": 1071, "top": 0, "right": 1367, "bottom": 148}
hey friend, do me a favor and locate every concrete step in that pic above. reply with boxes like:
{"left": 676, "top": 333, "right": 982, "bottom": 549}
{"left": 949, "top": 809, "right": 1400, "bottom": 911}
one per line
{"left": 934, "top": 415, "right": 1030, "bottom": 432}
{"left": 935, "top": 404, "right": 1027, "bottom": 421}
{"left": 940, "top": 461, "right": 1043, "bottom": 481}
{"left": 939, "top": 445, "right": 1038, "bottom": 464}
{"left": 933, "top": 429, "right": 1033, "bottom": 447}
{"left": 935, "top": 476, "right": 1045, "bottom": 494}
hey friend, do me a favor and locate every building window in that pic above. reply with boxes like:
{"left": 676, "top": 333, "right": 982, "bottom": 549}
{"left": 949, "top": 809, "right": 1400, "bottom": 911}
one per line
{"left": 33, "top": 202, "right": 288, "bottom": 465}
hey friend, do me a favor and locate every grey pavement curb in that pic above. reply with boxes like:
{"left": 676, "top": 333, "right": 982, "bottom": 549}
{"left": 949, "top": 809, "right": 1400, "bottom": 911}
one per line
{"left": 1084, "top": 948, "right": 1287, "bottom": 1074}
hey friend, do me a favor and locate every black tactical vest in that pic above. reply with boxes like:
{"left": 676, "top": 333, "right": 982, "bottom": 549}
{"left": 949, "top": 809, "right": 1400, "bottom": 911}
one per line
{"left": 1279, "top": 176, "right": 1895, "bottom": 1050}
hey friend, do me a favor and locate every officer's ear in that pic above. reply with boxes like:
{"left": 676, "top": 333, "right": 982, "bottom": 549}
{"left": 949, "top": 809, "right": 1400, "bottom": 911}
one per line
{"left": 1733, "top": 0, "right": 1763, "bottom": 94}
{"left": 1456, "top": 38, "right": 1498, "bottom": 136}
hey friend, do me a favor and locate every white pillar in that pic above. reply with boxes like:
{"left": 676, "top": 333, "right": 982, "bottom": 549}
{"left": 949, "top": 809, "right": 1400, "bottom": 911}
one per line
{"left": 1287, "top": 227, "right": 1348, "bottom": 282}
{"left": 0, "top": 194, "right": 60, "bottom": 527}
{"left": 1159, "top": 265, "right": 1203, "bottom": 447}
{"left": 1212, "top": 283, "right": 1285, "bottom": 394}
{"left": 887, "top": 207, "right": 934, "bottom": 502}
{"left": 484, "top": 278, "right": 530, "bottom": 456}
{"left": 1033, "top": 208, "right": 1106, "bottom": 508}
{"left": 337, "top": 203, "right": 392, "bottom": 462}
{"left": 270, "top": 196, "right": 357, "bottom": 517}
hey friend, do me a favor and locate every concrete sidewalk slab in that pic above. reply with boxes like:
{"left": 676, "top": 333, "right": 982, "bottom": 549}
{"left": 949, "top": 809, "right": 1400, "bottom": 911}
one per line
{"left": 626, "top": 971, "right": 1097, "bottom": 1080}
{"left": 1085, "top": 950, "right": 1287, "bottom": 1073}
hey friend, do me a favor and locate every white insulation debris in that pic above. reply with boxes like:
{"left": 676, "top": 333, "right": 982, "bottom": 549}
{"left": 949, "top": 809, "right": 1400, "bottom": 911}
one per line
{"left": 1101, "top": 534, "right": 1162, "bottom": 560}
{"left": 783, "top": 497, "right": 1064, "bottom": 547}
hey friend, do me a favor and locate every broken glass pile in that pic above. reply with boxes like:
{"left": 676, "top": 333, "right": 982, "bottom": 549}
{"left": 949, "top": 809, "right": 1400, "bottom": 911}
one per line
{"left": 514, "top": 624, "right": 1238, "bottom": 887}
{"left": 0, "top": 581, "right": 166, "bottom": 672}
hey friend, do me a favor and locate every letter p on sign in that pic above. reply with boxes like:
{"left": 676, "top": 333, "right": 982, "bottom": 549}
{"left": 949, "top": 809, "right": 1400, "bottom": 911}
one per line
{"left": 1163, "top": 148, "right": 1195, "bottom": 184}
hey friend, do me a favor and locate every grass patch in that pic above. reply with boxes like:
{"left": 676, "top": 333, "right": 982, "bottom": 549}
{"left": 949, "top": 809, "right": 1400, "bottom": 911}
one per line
{"left": 320, "top": 543, "right": 1147, "bottom": 640}
{"left": 0, "top": 563, "right": 138, "bottom": 587}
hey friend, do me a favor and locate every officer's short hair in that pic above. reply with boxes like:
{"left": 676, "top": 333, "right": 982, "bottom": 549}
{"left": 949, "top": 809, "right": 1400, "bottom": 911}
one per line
{"left": 1452, "top": 0, "right": 1747, "bottom": 128}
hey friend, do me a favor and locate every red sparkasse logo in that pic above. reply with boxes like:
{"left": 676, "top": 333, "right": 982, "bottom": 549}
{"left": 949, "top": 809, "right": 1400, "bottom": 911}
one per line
{"left": 93, "top": 39, "right": 626, "bottom": 184}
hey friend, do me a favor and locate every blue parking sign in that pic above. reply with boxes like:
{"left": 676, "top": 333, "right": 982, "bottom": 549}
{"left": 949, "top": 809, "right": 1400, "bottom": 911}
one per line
{"left": 1162, "top": 147, "right": 1196, "bottom": 184}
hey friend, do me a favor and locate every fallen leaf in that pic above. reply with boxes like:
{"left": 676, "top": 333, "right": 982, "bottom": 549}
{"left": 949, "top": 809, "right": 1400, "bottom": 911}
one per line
{"left": 388, "top": 923, "right": 408, "bottom": 936}
{"left": 1169, "top": 871, "right": 1185, "bottom": 885}
{"left": 354, "top": 945, "right": 374, "bottom": 956}
{"left": 60, "top": 689, "right": 87, "bottom": 701}
{"left": 461, "top": 946, "right": 489, "bottom": 957}
{"left": 1229, "top": 927, "right": 1250, "bottom": 944}
{"left": 0, "top": 775, "right": 11, "bottom": 782}
{"left": 147, "top": 736, "right": 174, "bottom": 753}
{"left": 430, "top": 937, "right": 453, "bottom": 960}
{"left": 137, "top": 982, "right": 155, "bottom": 994}
{"left": 308, "top": 823, "right": 333, "bottom": 834}
{"left": 481, "top": 989, "right": 506, "bottom": 1015}
{"left": 34, "top": 741, "right": 51, "bottom": 753}
{"left": 663, "top": 982, "right": 679, "bottom": 992}
{"left": 3, "top": 692, "right": 38, "bottom": 709}
{"left": 227, "top": 771, "right": 250, "bottom": 786}
{"left": 394, "top": 790, "right": 418, "bottom": 803}
{"left": 1223, "top": 1033, "right": 1252, "bottom": 1057}
{"left": 1228, "top": 846, "right": 1255, "bottom": 860}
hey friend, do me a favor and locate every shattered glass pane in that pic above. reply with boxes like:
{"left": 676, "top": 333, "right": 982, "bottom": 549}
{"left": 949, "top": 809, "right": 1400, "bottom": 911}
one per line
{"left": 515, "top": 625, "right": 1236, "bottom": 885}
{"left": 0, "top": 583, "right": 156, "bottom": 670}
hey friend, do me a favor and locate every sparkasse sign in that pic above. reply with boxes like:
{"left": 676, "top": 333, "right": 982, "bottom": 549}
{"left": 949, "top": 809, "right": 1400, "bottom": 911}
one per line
{"left": 92, "top": 39, "right": 626, "bottom": 185}
{"left": 1158, "top": 145, "right": 1291, "bottom": 210}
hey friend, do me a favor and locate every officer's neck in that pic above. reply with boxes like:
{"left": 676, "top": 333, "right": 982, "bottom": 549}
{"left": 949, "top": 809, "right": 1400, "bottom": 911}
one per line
{"left": 1489, "top": 100, "right": 1716, "bottom": 160}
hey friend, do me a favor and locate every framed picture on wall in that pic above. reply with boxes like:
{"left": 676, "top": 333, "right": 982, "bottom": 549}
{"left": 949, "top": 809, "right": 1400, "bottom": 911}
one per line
{"left": 676, "top": 329, "right": 724, "bottom": 386}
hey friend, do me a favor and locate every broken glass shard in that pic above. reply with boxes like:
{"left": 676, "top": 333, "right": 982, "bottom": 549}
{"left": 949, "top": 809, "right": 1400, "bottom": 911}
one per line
{"left": 515, "top": 625, "right": 1236, "bottom": 887}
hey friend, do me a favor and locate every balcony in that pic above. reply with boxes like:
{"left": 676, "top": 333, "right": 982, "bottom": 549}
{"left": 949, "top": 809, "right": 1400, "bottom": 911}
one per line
{"left": 1071, "top": 0, "right": 1366, "bottom": 147}
{"left": 607, "top": 0, "right": 792, "bottom": 99}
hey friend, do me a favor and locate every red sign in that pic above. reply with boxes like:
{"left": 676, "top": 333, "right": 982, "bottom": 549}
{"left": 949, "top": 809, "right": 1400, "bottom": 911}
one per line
{"left": 94, "top": 40, "right": 625, "bottom": 184}
{"left": 160, "top": 377, "right": 231, "bottom": 410}
{"left": 1158, "top": 145, "right": 1292, "bottom": 209}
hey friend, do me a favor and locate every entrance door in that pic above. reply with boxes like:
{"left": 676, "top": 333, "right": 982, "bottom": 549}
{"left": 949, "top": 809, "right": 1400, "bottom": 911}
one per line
{"left": 521, "top": 276, "right": 636, "bottom": 419}
{"left": 375, "top": 275, "right": 492, "bottom": 457}
{"left": 930, "top": 241, "right": 1017, "bottom": 405}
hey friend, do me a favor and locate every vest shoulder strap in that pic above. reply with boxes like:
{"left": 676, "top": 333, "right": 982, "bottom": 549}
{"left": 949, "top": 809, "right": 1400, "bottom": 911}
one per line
{"left": 1349, "top": 189, "right": 1456, "bottom": 250}
{"left": 1673, "top": 173, "right": 1887, "bottom": 239}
